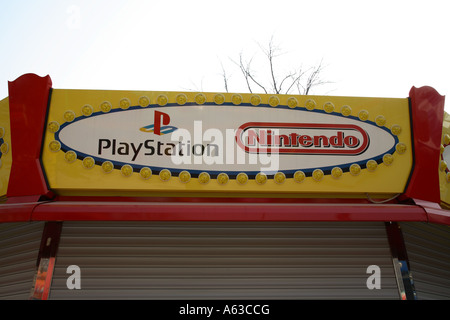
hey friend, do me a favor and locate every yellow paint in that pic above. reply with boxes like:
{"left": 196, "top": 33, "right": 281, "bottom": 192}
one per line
{"left": 41, "top": 89, "right": 414, "bottom": 198}
{"left": 440, "top": 112, "right": 450, "bottom": 206}
{"left": 0, "top": 97, "right": 12, "bottom": 197}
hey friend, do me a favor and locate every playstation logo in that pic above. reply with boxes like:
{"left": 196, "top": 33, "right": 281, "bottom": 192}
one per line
{"left": 140, "top": 110, "right": 178, "bottom": 135}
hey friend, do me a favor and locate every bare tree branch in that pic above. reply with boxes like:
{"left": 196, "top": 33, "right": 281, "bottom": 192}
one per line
{"left": 246, "top": 69, "right": 268, "bottom": 94}
{"left": 304, "top": 60, "right": 331, "bottom": 95}
{"left": 260, "top": 37, "right": 282, "bottom": 94}
{"left": 222, "top": 37, "right": 331, "bottom": 96}
{"left": 219, "top": 61, "right": 230, "bottom": 93}
{"left": 268, "top": 44, "right": 279, "bottom": 94}
{"left": 278, "top": 72, "right": 295, "bottom": 94}
{"left": 231, "top": 53, "right": 268, "bottom": 94}
{"left": 284, "top": 68, "right": 306, "bottom": 94}
{"left": 233, "top": 53, "right": 254, "bottom": 94}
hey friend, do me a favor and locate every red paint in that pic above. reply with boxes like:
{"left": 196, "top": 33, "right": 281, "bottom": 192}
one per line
{"left": 0, "top": 196, "right": 42, "bottom": 222}
{"left": 153, "top": 110, "right": 170, "bottom": 135}
{"left": 413, "top": 199, "right": 450, "bottom": 225}
{"left": 236, "top": 122, "right": 369, "bottom": 154}
{"left": 1, "top": 194, "right": 431, "bottom": 223}
{"left": 428, "top": 209, "right": 450, "bottom": 225}
{"left": 41, "top": 257, "right": 56, "bottom": 300}
{"left": 404, "top": 86, "right": 445, "bottom": 203}
{"left": 4, "top": 196, "right": 426, "bottom": 223}
{"left": 0, "top": 203, "right": 36, "bottom": 222}
{"left": 7, "top": 73, "right": 53, "bottom": 199}
{"left": 30, "top": 222, "right": 62, "bottom": 300}
{"left": 26, "top": 201, "right": 427, "bottom": 222}
{"left": 3, "top": 197, "right": 450, "bottom": 224}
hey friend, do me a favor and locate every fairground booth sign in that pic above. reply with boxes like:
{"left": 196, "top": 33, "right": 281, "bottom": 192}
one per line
{"left": 0, "top": 73, "right": 449, "bottom": 300}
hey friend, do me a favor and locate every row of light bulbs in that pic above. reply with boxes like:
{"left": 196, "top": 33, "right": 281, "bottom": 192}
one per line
{"left": 49, "top": 146, "right": 407, "bottom": 185}
{"left": 54, "top": 93, "right": 404, "bottom": 137}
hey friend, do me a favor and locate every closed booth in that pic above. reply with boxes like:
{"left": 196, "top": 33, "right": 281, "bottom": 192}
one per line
{"left": 1, "top": 74, "right": 449, "bottom": 301}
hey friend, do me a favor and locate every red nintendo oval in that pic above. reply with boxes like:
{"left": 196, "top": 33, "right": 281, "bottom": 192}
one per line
{"left": 236, "top": 122, "right": 369, "bottom": 155}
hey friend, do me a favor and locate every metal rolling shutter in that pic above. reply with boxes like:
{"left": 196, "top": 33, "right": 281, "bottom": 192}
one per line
{"left": 49, "top": 221, "right": 398, "bottom": 299}
{"left": 400, "top": 222, "right": 450, "bottom": 299}
{"left": 0, "top": 222, "right": 44, "bottom": 299}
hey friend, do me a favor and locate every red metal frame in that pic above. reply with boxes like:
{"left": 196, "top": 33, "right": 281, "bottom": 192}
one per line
{"left": 404, "top": 86, "right": 445, "bottom": 203}
{"left": 7, "top": 73, "right": 53, "bottom": 200}
{"left": 413, "top": 198, "right": 450, "bottom": 225}
{"left": 1, "top": 75, "right": 449, "bottom": 225}
{"left": 3, "top": 195, "right": 450, "bottom": 224}
{"left": 30, "top": 201, "right": 428, "bottom": 222}
{"left": 30, "top": 222, "right": 62, "bottom": 300}
{"left": 0, "top": 195, "right": 434, "bottom": 222}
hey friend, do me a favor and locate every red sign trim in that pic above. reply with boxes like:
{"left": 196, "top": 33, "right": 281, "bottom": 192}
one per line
{"left": 236, "top": 122, "right": 370, "bottom": 155}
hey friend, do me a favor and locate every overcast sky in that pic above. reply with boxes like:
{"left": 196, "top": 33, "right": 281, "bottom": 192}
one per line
{"left": 1, "top": 0, "right": 449, "bottom": 110}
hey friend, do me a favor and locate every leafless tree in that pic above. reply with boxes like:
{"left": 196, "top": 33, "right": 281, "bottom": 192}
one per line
{"left": 221, "top": 37, "right": 330, "bottom": 95}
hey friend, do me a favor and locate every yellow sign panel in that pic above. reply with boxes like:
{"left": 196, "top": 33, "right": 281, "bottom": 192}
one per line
{"left": 41, "top": 89, "right": 413, "bottom": 197}
{"left": 0, "top": 97, "right": 11, "bottom": 197}
{"left": 440, "top": 112, "right": 450, "bottom": 207}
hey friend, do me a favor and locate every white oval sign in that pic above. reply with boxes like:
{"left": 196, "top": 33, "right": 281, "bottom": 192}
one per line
{"left": 56, "top": 103, "right": 398, "bottom": 178}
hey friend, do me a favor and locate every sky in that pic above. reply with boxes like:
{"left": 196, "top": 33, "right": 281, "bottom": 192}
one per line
{"left": 1, "top": 0, "right": 449, "bottom": 111}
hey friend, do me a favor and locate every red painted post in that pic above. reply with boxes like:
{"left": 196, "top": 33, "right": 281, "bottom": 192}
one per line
{"left": 7, "top": 73, "right": 53, "bottom": 200}
{"left": 30, "top": 222, "right": 62, "bottom": 300}
{"left": 404, "top": 86, "right": 445, "bottom": 203}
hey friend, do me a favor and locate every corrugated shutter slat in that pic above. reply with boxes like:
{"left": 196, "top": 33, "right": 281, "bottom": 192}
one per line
{"left": 401, "top": 222, "right": 450, "bottom": 300}
{"left": 0, "top": 222, "right": 44, "bottom": 300}
{"left": 50, "top": 221, "right": 398, "bottom": 300}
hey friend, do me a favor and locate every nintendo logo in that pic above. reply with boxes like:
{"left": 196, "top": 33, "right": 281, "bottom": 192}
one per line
{"left": 236, "top": 122, "right": 369, "bottom": 155}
